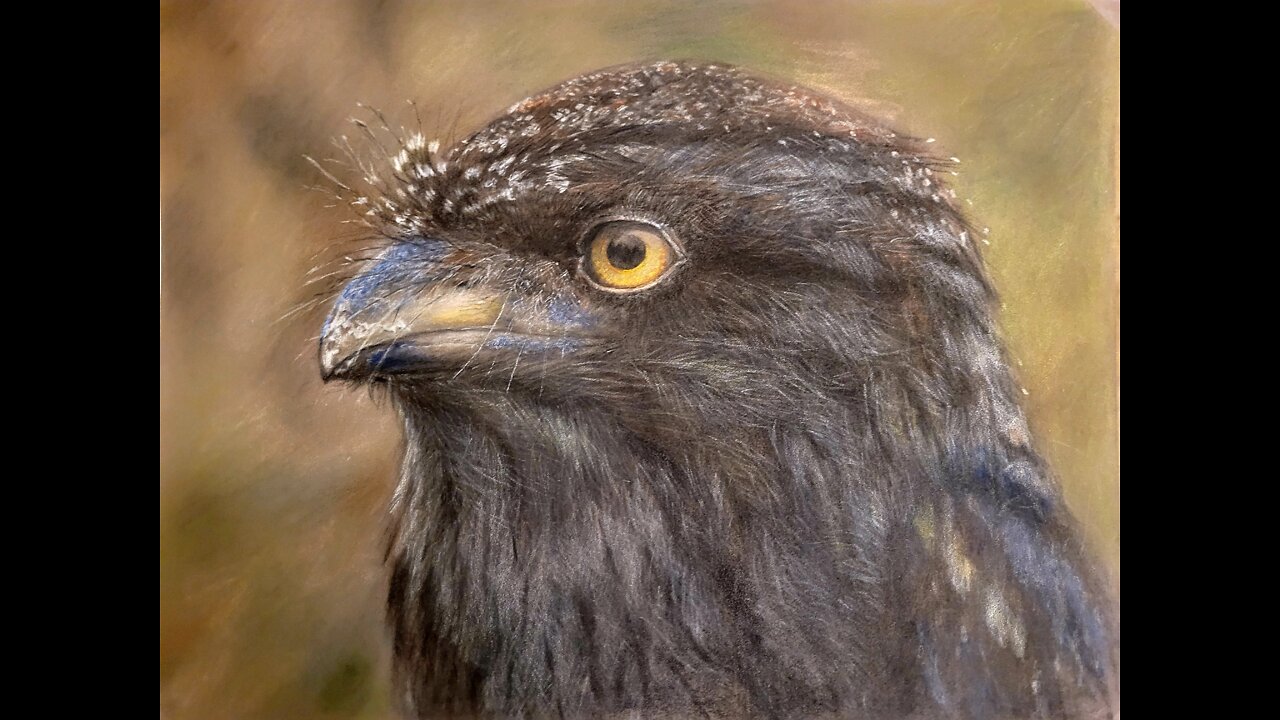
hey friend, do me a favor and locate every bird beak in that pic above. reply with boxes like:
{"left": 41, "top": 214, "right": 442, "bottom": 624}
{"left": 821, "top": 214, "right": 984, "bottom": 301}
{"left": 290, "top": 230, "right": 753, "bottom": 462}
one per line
{"left": 320, "top": 241, "right": 592, "bottom": 381}
{"left": 320, "top": 285, "right": 505, "bottom": 381}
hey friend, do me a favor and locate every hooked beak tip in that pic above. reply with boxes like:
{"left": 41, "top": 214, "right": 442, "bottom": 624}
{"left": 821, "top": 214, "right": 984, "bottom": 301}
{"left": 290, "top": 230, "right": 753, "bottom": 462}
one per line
{"left": 318, "top": 337, "right": 349, "bottom": 382}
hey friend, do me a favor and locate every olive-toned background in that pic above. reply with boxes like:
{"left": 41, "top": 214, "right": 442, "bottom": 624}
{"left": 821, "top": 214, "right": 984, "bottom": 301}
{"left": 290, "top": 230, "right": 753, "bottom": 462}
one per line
{"left": 159, "top": 2, "right": 1119, "bottom": 717}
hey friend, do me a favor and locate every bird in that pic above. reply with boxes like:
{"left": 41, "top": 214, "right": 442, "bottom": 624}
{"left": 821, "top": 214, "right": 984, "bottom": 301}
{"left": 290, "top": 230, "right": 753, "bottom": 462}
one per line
{"left": 317, "top": 61, "right": 1115, "bottom": 719}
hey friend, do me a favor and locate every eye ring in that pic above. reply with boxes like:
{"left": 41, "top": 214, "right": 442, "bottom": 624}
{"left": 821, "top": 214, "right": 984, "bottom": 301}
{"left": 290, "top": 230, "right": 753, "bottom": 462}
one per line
{"left": 577, "top": 216, "right": 686, "bottom": 294}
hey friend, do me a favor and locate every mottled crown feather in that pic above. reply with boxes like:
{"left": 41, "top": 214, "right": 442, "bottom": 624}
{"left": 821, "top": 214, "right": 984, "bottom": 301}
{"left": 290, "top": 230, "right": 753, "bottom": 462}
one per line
{"left": 331, "top": 61, "right": 968, "bottom": 255}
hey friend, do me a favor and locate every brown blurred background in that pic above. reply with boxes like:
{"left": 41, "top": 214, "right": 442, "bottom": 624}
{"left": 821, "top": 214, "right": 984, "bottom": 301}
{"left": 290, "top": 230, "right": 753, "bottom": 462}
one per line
{"left": 159, "top": 2, "right": 1119, "bottom": 718}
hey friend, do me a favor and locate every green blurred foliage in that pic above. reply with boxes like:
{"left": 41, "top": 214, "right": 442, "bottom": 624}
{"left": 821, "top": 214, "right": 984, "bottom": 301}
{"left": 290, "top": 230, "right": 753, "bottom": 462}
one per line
{"left": 159, "top": 2, "right": 1118, "bottom": 717}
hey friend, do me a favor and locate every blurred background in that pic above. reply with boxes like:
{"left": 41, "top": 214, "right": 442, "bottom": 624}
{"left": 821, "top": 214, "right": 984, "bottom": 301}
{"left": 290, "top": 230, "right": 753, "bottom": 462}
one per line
{"left": 159, "top": 2, "right": 1119, "bottom": 717}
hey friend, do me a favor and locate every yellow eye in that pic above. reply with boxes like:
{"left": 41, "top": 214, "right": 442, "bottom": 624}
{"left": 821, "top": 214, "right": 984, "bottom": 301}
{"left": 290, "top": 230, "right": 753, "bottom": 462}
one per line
{"left": 581, "top": 220, "right": 683, "bottom": 292}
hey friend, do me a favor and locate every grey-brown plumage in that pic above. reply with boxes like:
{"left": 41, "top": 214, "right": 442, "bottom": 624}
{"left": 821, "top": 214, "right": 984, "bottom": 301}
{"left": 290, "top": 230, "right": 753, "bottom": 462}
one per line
{"left": 318, "top": 61, "right": 1114, "bottom": 719}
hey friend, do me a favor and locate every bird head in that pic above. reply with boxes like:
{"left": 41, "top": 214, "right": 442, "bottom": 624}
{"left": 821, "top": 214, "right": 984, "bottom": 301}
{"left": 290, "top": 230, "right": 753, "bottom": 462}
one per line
{"left": 320, "top": 61, "right": 1002, "bottom": 454}
{"left": 315, "top": 62, "right": 1113, "bottom": 718}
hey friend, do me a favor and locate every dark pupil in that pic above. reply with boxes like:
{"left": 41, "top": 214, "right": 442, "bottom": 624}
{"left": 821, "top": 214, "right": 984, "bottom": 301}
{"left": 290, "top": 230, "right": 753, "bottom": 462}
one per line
{"left": 606, "top": 233, "right": 647, "bottom": 270}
